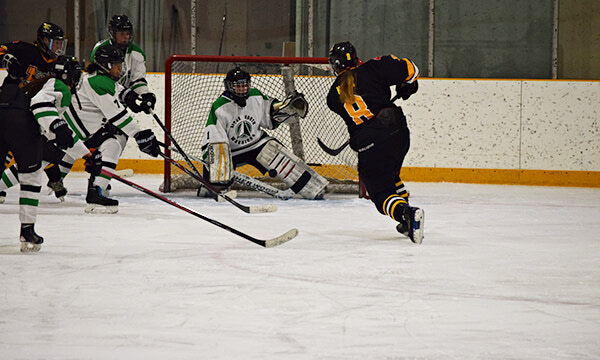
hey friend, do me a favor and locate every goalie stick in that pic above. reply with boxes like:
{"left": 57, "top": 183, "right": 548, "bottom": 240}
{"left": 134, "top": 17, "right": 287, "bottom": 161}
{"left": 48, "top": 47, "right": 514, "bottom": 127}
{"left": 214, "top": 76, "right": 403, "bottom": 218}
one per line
{"left": 149, "top": 111, "right": 275, "bottom": 213}
{"left": 160, "top": 151, "right": 278, "bottom": 213}
{"left": 100, "top": 169, "right": 297, "bottom": 248}
{"left": 317, "top": 94, "right": 400, "bottom": 156}
{"left": 157, "top": 141, "right": 295, "bottom": 200}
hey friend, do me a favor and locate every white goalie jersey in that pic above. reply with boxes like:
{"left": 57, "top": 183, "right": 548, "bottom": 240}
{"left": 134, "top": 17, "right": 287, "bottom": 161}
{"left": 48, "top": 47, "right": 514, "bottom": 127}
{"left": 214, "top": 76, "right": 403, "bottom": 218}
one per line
{"left": 201, "top": 88, "right": 276, "bottom": 160}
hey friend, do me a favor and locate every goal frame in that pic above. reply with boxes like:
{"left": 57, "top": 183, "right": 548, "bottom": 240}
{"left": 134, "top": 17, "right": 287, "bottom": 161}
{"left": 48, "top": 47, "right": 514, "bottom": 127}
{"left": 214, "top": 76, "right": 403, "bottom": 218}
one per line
{"left": 163, "top": 54, "right": 360, "bottom": 194}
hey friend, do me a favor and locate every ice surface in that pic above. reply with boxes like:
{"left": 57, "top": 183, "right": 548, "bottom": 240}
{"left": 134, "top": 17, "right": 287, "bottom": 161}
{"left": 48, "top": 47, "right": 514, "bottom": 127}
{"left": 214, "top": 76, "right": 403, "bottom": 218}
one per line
{"left": 1, "top": 173, "right": 599, "bottom": 359}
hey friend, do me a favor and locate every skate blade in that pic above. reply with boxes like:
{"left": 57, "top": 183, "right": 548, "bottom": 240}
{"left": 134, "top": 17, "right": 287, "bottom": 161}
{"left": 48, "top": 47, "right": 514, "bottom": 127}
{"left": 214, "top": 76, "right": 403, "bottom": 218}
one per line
{"left": 20, "top": 241, "right": 41, "bottom": 253}
{"left": 217, "top": 190, "right": 237, "bottom": 202}
{"left": 85, "top": 204, "right": 119, "bottom": 214}
{"left": 411, "top": 208, "right": 424, "bottom": 244}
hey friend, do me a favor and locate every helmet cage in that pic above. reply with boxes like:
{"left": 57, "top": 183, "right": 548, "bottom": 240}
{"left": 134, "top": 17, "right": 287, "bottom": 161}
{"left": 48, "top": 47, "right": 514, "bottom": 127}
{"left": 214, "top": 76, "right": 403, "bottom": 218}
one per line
{"left": 108, "top": 15, "right": 134, "bottom": 51}
{"left": 53, "top": 56, "right": 83, "bottom": 91}
{"left": 224, "top": 67, "right": 251, "bottom": 103}
{"left": 37, "top": 22, "right": 67, "bottom": 58}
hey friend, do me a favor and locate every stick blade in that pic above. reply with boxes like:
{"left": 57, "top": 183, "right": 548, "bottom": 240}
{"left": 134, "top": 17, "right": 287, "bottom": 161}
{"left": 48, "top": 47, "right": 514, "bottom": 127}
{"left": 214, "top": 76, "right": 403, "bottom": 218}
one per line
{"left": 248, "top": 204, "right": 278, "bottom": 214}
{"left": 263, "top": 228, "right": 299, "bottom": 248}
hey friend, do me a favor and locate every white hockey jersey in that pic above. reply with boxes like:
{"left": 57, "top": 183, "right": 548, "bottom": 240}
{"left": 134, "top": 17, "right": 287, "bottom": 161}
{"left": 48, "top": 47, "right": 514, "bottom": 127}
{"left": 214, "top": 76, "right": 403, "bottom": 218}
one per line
{"left": 30, "top": 78, "right": 89, "bottom": 159}
{"left": 91, "top": 39, "right": 150, "bottom": 95}
{"left": 201, "top": 89, "right": 277, "bottom": 159}
{"left": 63, "top": 72, "right": 142, "bottom": 141}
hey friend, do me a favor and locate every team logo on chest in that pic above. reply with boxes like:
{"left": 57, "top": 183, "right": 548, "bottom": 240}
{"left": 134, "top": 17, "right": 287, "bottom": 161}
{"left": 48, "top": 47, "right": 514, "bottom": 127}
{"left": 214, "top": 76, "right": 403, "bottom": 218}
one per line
{"left": 229, "top": 114, "right": 257, "bottom": 145}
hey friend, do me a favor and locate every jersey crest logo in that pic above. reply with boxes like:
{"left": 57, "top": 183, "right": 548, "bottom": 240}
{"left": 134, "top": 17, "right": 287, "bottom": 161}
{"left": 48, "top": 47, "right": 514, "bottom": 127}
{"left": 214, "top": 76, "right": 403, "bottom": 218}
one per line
{"left": 229, "top": 114, "right": 257, "bottom": 146}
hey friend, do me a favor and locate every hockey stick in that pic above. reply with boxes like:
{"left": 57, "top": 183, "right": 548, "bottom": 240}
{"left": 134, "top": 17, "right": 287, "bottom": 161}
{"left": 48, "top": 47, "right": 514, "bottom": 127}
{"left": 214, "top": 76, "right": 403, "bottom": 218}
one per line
{"left": 317, "top": 138, "right": 349, "bottom": 156}
{"left": 317, "top": 94, "right": 401, "bottom": 156}
{"left": 150, "top": 111, "right": 274, "bottom": 213}
{"left": 100, "top": 169, "right": 297, "bottom": 248}
{"left": 159, "top": 151, "right": 277, "bottom": 213}
{"left": 157, "top": 141, "right": 295, "bottom": 200}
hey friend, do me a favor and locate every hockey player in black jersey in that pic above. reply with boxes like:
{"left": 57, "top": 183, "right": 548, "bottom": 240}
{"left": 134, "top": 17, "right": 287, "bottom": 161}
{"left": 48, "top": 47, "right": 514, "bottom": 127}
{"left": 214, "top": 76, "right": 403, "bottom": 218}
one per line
{"left": 0, "top": 22, "right": 69, "bottom": 200}
{"left": 0, "top": 22, "right": 67, "bottom": 87}
{"left": 326, "top": 41, "right": 424, "bottom": 244}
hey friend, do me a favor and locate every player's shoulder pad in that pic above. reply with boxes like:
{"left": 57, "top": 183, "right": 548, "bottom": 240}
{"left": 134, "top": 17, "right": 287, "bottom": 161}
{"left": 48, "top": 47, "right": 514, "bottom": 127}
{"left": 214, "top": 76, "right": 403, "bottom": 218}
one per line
{"left": 248, "top": 88, "right": 268, "bottom": 100}
{"left": 128, "top": 43, "right": 146, "bottom": 60}
{"left": 52, "top": 78, "right": 72, "bottom": 107}
{"left": 206, "top": 96, "right": 232, "bottom": 126}
{"left": 90, "top": 39, "right": 110, "bottom": 61}
{"left": 87, "top": 73, "right": 117, "bottom": 96}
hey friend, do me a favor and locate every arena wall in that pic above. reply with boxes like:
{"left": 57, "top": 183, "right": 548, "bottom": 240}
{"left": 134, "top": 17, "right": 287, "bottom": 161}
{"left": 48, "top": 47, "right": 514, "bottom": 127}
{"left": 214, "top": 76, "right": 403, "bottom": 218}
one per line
{"left": 1, "top": 70, "right": 598, "bottom": 187}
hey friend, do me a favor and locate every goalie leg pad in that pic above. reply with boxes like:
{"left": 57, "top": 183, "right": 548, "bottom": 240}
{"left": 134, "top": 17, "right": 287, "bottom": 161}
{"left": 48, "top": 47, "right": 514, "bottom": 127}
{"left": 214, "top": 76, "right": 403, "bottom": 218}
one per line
{"left": 257, "top": 140, "right": 328, "bottom": 199}
{"left": 206, "top": 142, "right": 233, "bottom": 184}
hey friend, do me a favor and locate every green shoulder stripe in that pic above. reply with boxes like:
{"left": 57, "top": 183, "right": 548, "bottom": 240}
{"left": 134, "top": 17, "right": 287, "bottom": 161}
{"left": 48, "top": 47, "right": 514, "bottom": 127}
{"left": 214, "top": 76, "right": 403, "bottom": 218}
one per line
{"left": 90, "top": 39, "right": 110, "bottom": 62}
{"left": 206, "top": 96, "right": 231, "bottom": 126}
{"left": 249, "top": 88, "right": 268, "bottom": 100}
{"left": 128, "top": 43, "right": 146, "bottom": 60}
{"left": 88, "top": 74, "right": 116, "bottom": 96}
{"left": 53, "top": 79, "right": 72, "bottom": 107}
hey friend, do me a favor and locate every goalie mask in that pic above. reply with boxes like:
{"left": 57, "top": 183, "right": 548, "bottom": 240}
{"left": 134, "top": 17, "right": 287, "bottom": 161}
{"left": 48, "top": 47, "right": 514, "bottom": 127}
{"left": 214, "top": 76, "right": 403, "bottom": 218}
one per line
{"left": 224, "top": 67, "right": 251, "bottom": 106}
{"left": 36, "top": 22, "right": 67, "bottom": 59}
{"left": 108, "top": 14, "right": 134, "bottom": 52}
{"left": 328, "top": 41, "right": 358, "bottom": 75}
{"left": 53, "top": 56, "right": 83, "bottom": 93}
{"left": 93, "top": 43, "right": 125, "bottom": 81}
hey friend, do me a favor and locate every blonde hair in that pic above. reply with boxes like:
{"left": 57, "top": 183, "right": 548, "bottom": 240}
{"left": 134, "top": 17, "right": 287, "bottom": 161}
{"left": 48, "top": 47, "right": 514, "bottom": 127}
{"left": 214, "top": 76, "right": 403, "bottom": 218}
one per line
{"left": 338, "top": 70, "right": 356, "bottom": 105}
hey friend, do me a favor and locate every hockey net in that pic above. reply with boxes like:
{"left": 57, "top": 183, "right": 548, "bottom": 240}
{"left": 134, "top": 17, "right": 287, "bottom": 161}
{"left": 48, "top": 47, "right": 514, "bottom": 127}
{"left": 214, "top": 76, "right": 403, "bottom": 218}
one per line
{"left": 162, "top": 55, "right": 360, "bottom": 194}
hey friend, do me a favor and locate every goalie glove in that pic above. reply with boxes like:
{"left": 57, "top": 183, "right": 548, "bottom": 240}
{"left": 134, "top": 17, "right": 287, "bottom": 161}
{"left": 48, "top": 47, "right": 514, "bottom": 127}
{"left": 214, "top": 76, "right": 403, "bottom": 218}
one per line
{"left": 271, "top": 91, "right": 309, "bottom": 124}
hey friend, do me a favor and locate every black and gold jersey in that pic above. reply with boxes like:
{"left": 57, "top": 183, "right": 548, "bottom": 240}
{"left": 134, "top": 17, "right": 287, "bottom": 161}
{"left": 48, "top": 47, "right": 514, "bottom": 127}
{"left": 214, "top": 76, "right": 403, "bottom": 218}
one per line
{"left": 326, "top": 55, "right": 419, "bottom": 137}
{"left": 0, "top": 41, "right": 56, "bottom": 86}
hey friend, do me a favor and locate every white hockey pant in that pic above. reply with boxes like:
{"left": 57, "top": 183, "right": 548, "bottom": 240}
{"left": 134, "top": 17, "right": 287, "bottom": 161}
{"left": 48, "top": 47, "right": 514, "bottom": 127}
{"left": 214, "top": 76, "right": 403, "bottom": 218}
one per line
{"left": 257, "top": 140, "right": 328, "bottom": 199}
{"left": 92, "top": 134, "right": 127, "bottom": 190}
{"left": 18, "top": 167, "right": 43, "bottom": 224}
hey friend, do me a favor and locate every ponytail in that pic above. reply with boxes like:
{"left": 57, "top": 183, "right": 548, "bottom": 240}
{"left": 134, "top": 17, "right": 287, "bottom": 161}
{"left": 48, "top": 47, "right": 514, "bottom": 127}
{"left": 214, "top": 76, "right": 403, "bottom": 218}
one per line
{"left": 338, "top": 70, "right": 356, "bottom": 105}
{"left": 21, "top": 75, "right": 54, "bottom": 97}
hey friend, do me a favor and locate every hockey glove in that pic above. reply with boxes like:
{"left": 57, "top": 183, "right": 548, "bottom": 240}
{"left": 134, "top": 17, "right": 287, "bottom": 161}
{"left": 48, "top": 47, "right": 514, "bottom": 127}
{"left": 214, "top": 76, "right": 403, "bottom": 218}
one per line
{"left": 140, "top": 93, "right": 156, "bottom": 114}
{"left": 1, "top": 53, "right": 24, "bottom": 79}
{"left": 121, "top": 89, "right": 143, "bottom": 113}
{"left": 271, "top": 91, "right": 309, "bottom": 124}
{"left": 84, "top": 149, "right": 103, "bottom": 176}
{"left": 395, "top": 80, "right": 418, "bottom": 101}
{"left": 134, "top": 129, "right": 159, "bottom": 157}
{"left": 50, "top": 119, "right": 74, "bottom": 150}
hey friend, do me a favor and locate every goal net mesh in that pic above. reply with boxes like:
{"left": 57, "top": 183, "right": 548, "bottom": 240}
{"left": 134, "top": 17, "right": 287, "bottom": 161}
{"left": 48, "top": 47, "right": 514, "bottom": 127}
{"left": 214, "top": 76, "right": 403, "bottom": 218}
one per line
{"left": 162, "top": 55, "right": 359, "bottom": 194}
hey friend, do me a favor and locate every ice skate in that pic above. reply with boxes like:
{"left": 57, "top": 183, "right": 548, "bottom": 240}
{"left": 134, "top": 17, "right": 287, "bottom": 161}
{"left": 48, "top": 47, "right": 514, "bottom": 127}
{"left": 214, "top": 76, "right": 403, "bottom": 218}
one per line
{"left": 47, "top": 179, "right": 67, "bottom": 202}
{"left": 0, "top": 191, "right": 5, "bottom": 204}
{"left": 196, "top": 185, "right": 237, "bottom": 202}
{"left": 396, "top": 206, "right": 424, "bottom": 244}
{"left": 20, "top": 224, "right": 44, "bottom": 252}
{"left": 85, "top": 186, "right": 119, "bottom": 214}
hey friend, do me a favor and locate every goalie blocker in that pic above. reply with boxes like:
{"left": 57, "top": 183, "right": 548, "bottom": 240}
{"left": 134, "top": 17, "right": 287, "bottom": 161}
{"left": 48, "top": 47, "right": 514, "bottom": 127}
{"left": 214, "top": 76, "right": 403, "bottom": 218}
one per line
{"left": 257, "top": 140, "right": 328, "bottom": 200}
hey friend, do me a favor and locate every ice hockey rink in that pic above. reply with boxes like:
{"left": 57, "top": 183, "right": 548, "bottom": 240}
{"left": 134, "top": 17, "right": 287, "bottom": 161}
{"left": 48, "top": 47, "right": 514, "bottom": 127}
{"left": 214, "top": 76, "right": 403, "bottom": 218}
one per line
{"left": 1, "top": 172, "right": 599, "bottom": 359}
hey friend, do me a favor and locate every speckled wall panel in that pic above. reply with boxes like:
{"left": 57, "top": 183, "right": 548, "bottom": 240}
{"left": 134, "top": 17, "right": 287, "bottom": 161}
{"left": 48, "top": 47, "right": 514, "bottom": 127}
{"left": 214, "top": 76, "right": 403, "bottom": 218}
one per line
{"left": 403, "top": 79, "right": 522, "bottom": 169}
{"left": 521, "top": 81, "right": 600, "bottom": 171}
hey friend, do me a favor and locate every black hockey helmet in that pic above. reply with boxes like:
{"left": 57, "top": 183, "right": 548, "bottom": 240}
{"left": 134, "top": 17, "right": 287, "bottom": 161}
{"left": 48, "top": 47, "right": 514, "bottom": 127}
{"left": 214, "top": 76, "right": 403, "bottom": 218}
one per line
{"left": 328, "top": 41, "right": 358, "bottom": 75}
{"left": 224, "top": 67, "right": 251, "bottom": 106}
{"left": 53, "top": 56, "right": 83, "bottom": 91}
{"left": 108, "top": 14, "right": 134, "bottom": 51}
{"left": 36, "top": 22, "right": 67, "bottom": 59}
{"left": 93, "top": 43, "right": 124, "bottom": 80}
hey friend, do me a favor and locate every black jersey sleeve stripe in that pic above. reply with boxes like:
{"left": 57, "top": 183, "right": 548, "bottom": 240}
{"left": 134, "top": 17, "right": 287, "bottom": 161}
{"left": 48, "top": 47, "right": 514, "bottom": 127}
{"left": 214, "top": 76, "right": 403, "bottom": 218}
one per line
{"left": 30, "top": 101, "right": 54, "bottom": 110}
{"left": 107, "top": 109, "right": 129, "bottom": 124}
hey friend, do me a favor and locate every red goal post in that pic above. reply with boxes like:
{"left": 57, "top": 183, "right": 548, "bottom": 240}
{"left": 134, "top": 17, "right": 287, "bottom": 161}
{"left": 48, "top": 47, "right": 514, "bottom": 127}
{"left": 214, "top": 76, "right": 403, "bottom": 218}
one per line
{"left": 162, "top": 55, "right": 361, "bottom": 195}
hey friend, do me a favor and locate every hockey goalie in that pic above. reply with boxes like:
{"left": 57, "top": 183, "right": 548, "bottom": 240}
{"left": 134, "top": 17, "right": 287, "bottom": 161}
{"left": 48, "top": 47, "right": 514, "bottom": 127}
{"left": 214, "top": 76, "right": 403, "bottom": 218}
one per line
{"left": 198, "top": 66, "right": 328, "bottom": 200}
